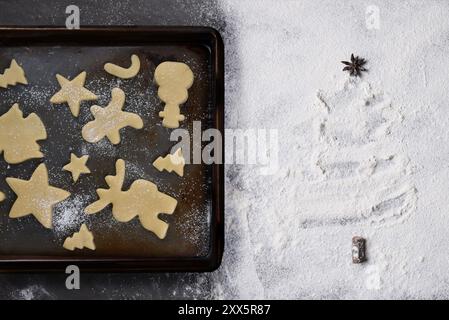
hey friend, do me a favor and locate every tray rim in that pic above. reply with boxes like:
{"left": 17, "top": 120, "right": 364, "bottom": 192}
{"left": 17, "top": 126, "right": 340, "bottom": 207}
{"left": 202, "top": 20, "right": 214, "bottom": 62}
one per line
{"left": 0, "top": 26, "right": 224, "bottom": 273}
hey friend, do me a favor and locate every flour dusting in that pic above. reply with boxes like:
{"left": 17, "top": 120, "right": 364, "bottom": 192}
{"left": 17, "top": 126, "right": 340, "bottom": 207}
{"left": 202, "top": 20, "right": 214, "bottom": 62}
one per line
{"left": 53, "top": 194, "right": 88, "bottom": 235}
{"left": 210, "top": 0, "right": 449, "bottom": 300}
{"left": 294, "top": 79, "right": 417, "bottom": 227}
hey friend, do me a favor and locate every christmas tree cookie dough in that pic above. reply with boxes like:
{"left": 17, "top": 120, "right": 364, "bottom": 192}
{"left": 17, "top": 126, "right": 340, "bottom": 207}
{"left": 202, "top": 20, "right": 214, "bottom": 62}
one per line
{"left": 104, "top": 54, "right": 140, "bottom": 79}
{"left": 154, "top": 61, "right": 194, "bottom": 128}
{"left": 63, "top": 224, "right": 96, "bottom": 251}
{"left": 6, "top": 163, "right": 71, "bottom": 229}
{"left": 63, "top": 153, "right": 91, "bottom": 183}
{"left": 0, "top": 59, "right": 28, "bottom": 89}
{"left": 0, "top": 103, "right": 47, "bottom": 164}
{"left": 153, "top": 148, "right": 185, "bottom": 177}
{"left": 82, "top": 88, "right": 143, "bottom": 145}
{"left": 85, "top": 159, "right": 178, "bottom": 239}
{"left": 50, "top": 71, "right": 97, "bottom": 117}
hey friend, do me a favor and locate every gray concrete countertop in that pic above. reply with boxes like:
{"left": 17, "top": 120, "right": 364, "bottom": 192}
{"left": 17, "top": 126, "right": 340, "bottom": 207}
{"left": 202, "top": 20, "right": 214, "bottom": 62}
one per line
{"left": 3, "top": 0, "right": 444, "bottom": 300}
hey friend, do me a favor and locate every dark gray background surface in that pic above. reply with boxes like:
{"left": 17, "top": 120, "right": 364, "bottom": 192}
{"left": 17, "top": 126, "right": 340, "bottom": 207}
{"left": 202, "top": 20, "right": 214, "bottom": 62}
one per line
{"left": 0, "top": 0, "right": 232, "bottom": 300}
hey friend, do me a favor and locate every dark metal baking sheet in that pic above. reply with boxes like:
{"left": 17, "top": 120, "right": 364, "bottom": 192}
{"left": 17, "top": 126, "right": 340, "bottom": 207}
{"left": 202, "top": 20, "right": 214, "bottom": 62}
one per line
{"left": 0, "top": 27, "right": 224, "bottom": 272}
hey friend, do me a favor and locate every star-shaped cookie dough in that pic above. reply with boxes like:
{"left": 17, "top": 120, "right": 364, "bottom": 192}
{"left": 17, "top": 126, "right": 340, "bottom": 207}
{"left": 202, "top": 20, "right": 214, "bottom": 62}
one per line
{"left": 63, "top": 153, "right": 91, "bottom": 182}
{"left": 6, "top": 163, "right": 71, "bottom": 229}
{"left": 50, "top": 71, "right": 97, "bottom": 117}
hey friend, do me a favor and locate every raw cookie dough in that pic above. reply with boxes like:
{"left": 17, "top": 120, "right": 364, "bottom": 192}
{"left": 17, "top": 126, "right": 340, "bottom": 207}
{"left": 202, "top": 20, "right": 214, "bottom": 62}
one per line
{"left": 153, "top": 148, "right": 185, "bottom": 177}
{"left": 0, "top": 59, "right": 28, "bottom": 89}
{"left": 63, "top": 224, "right": 96, "bottom": 251}
{"left": 50, "top": 71, "right": 97, "bottom": 117}
{"left": 0, "top": 103, "right": 47, "bottom": 164}
{"left": 63, "top": 153, "right": 91, "bottom": 183}
{"left": 0, "top": 192, "right": 4, "bottom": 202}
{"left": 104, "top": 54, "right": 140, "bottom": 79}
{"left": 82, "top": 88, "right": 143, "bottom": 145}
{"left": 154, "top": 61, "right": 194, "bottom": 128}
{"left": 85, "top": 159, "right": 177, "bottom": 239}
{"left": 6, "top": 163, "right": 71, "bottom": 229}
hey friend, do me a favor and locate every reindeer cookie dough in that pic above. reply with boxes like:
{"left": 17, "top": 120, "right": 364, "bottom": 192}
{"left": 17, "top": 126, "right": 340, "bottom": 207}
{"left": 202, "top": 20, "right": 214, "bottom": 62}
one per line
{"left": 154, "top": 61, "right": 194, "bottom": 128}
{"left": 85, "top": 159, "right": 178, "bottom": 239}
{"left": 63, "top": 224, "right": 96, "bottom": 251}
{"left": 50, "top": 71, "right": 97, "bottom": 117}
{"left": 82, "top": 88, "right": 143, "bottom": 145}
{"left": 6, "top": 163, "right": 71, "bottom": 229}
{"left": 104, "top": 54, "right": 140, "bottom": 79}
{"left": 0, "top": 103, "right": 47, "bottom": 164}
{"left": 153, "top": 148, "right": 185, "bottom": 177}
{"left": 0, "top": 59, "right": 28, "bottom": 89}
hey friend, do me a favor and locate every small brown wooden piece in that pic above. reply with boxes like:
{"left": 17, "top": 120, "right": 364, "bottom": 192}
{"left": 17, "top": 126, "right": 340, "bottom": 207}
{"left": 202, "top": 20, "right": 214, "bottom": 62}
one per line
{"left": 352, "top": 236, "right": 367, "bottom": 263}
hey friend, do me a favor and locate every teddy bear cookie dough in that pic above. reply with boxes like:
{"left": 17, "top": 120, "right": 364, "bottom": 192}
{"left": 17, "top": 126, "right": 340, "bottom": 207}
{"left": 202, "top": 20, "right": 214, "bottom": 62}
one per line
{"left": 85, "top": 159, "right": 178, "bottom": 239}
{"left": 0, "top": 59, "right": 28, "bottom": 89}
{"left": 0, "top": 103, "right": 47, "bottom": 164}
{"left": 6, "top": 163, "right": 71, "bottom": 229}
{"left": 153, "top": 148, "right": 185, "bottom": 177}
{"left": 50, "top": 71, "right": 98, "bottom": 117}
{"left": 82, "top": 88, "right": 143, "bottom": 145}
{"left": 154, "top": 61, "right": 194, "bottom": 128}
{"left": 104, "top": 54, "right": 140, "bottom": 79}
{"left": 63, "top": 153, "right": 91, "bottom": 183}
{"left": 63, "top": 224, "right": 96, "bottom": 251}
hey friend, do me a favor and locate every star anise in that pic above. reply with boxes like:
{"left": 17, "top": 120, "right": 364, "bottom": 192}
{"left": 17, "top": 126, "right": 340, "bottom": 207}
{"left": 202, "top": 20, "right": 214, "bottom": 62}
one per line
{"left": 341, "top": 54, "right": 367, "bottom": 77}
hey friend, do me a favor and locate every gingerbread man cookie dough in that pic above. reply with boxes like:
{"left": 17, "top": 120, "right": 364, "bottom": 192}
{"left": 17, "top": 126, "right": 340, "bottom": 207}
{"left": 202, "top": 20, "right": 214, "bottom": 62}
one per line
{"left": 82, "top": 88, "right": 143, "bottom": 145}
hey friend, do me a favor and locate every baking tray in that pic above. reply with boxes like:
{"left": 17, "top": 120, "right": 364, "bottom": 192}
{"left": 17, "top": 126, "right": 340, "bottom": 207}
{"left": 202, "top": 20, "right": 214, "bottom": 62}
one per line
{"left": 0, "top": 27, "right": 224, "bottom": 272}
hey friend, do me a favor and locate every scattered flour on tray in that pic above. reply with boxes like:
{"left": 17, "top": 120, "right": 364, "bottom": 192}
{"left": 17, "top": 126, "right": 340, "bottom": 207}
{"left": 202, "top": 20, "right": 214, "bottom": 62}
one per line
{"left": 53, "top": 193, "right": 88, "bottom": 235}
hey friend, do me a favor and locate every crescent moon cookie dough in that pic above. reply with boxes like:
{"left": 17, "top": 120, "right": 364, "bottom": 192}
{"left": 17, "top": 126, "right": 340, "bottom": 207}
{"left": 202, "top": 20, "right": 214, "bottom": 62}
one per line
{"left": 154, "top": 61, "right": 194, "bottom": 128}
{"left": 63, "top": 153, "right": 91, "bottom": 183}
{"left": 0, "top": 103, "right": 47, "bottom": 164}
{"left": 0, "top": 59, "right": 28, "bottom": 89}
{"left": 104, "top": 54, "right": 140, "bottom": 79}
{"left": 6, "top": 163, "right": 71, "bottom": 229}
{"left": 63, "top": 224, "right": 96, "bottom": 251}
{"left": 82, "top": 87, "right": 143, "bottom": 145}
{"left": 50, "top": 71, "right": 98, "bottom": 117}
{"left": 153, "top": 148, "right": 185, "bottom": 177}
{"left": 85, "top": 159, "right": 178, "bottom": 239}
